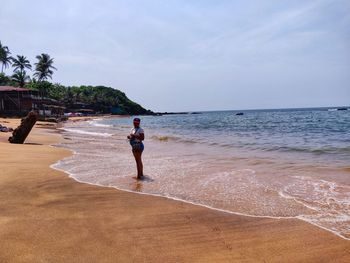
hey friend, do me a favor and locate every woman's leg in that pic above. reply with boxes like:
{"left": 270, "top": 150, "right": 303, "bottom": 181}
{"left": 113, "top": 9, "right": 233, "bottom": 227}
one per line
{"left": 132, "top": 150, "right": 143, "bottom": 178}
{"left": 137, "top": 152, "right": 143, "bottom": 178}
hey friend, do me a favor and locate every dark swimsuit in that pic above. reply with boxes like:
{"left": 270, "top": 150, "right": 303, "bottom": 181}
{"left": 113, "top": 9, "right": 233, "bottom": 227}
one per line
{"left": 130, "top": 128, "right": 144, "bottom": 152}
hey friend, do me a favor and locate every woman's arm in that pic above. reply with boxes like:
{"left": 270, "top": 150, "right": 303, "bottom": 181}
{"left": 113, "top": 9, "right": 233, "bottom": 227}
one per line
{"left": 132, "top": 133, "right": 144, "bottom": 141}
{"left": 128, "top": 133, "right": 144, "bottom": 140}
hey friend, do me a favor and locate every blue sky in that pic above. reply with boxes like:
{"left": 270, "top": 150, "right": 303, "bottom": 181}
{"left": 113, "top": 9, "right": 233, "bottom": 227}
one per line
{"left": 1, "top": 0, "right": 349, "bottom": 111}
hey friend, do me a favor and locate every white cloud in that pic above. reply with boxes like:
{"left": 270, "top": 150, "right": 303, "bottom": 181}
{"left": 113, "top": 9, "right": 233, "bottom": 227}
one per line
{"left": 1, "top": 0, "right": 349, "bottom": 111}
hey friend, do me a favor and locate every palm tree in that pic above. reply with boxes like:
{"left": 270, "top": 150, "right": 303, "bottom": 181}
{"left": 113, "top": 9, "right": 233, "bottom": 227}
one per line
{"left": 64, "top": 87, "right": 74, "bottom": 105}
{"left": 12, "top": 70, "right": 30, "bottom": 87}
{"left": 33, "top": 54, "right": 56, "bottom": 119}
{"left": 0, "top": 72, "right": 11, "bottom": 85}
{"left": 0, "top": 41, "right": 12, "bottom": 73}
{"left": 12, "top": 55, "right": 31, "bottom": 73}
{"left": 34, "top": 53, "right": 57, "bottom": 81}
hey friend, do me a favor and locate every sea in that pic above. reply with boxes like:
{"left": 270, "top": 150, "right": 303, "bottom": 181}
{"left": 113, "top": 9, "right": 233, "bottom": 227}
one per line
{"left": 52, "top": 107, "right": 350, "bottom": 240}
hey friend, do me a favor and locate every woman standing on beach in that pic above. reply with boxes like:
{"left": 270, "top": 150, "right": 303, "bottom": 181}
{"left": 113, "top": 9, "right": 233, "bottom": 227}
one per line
{"left": 127, "top": 118, "right": 145, "bottom": 179}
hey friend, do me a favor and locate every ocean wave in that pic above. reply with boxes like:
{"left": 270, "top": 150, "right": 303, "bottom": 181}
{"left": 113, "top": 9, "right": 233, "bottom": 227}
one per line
{"left": 59, "top": 128, "right": 113, "bottom": 137}
{"left": 342, "top": 167, "right": 350, "bottom": 173}
{"left": 263, "top": 145, "right": 350, "bottom": 155}
{"left": 150, "top": 134, "right": 197, "bottom": 144}
{"left": 311, "top": 147, "right": 350, "bottom": 155}
{"left": 279, "top": 177, "right": 350, "bottom": 239}
{"left": 150, "top": 135, "right": 177, "bottom": 142}
{"left": 150, "top": 135, "right": 350, "bottom": 157}
{"left": 88, "top": 120, "right": 113, "bottom": 128}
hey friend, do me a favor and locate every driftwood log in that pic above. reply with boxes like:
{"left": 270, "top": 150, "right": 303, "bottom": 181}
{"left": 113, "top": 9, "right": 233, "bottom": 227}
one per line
{"left": 8, "top": 111, "right": 38, "bottom": 144}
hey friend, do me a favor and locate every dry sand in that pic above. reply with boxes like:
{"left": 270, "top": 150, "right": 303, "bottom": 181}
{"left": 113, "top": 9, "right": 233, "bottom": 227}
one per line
{"left": 0, "top": 117, "right": 349, "bottom": 262}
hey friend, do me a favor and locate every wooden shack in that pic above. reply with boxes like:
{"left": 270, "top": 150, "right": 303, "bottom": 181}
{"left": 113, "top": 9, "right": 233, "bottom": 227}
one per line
{"left": 0, "top": 86, "right": 65, "bottom": 118}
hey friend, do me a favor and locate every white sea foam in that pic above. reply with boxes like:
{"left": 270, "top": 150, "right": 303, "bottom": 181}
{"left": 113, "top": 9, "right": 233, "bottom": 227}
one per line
{"left": 50, "top": 158, "right": 350, "bottom": 241}
{"left": 88, "top": 120, "right": 113, "bottom": 128}
{"left": 50, "top": 162, "right": 294, "bottom": 222}
{"left": 59, "top": 128, "right": 113, "bottom": 137}
{"left": 279, "top": 176, "right": 350, "bottom": 239}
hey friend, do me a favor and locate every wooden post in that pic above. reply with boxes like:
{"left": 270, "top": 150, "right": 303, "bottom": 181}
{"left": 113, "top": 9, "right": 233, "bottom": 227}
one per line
{"left": 8, "top": 110, "right": 38, "bottom": 144}
{"left": 17, "top": 91, "right": 21, "bottom": 112}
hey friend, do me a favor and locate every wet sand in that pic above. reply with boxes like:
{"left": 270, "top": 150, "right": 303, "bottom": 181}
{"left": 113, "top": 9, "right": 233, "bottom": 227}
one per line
{"left": 0, "top": 118, "right": 349, "bottom": 262}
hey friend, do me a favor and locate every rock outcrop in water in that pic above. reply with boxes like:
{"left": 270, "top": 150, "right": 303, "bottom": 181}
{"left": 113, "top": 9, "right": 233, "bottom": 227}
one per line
{"left": 8, "top": 110, "right": 38, "bottom": 144}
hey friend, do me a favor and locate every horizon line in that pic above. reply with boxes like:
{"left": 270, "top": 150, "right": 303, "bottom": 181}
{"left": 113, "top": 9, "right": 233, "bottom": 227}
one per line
{"left": 155, "top": 105, "right": 350, "bottom": 113}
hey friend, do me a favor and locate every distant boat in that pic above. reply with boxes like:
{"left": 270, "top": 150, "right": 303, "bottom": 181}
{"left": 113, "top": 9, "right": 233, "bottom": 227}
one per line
{"left": 236, "top": 112, "right": 244, "bottom": 116}
{"left": 328, "top": 108, "right": 348, "bottom": 111}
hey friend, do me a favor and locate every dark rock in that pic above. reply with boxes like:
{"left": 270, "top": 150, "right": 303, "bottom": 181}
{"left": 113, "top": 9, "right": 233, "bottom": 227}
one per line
{"left": 8, "top": 110, "right": 38, "bottom": 144}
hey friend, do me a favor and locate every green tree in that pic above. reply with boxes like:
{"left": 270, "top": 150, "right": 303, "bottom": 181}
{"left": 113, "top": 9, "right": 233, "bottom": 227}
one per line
{"left": 0, "top": 73, "right": 12, "bottom": 85}
{"left": 12, "top": 70, "right": 30, "bottom": 87}
{"left": 34, "top": 53, "right": 56, "bottom": 81}
{"left": 27, "top": 83, "right": 153, "bottom": 115}
{"left": 11, "top": 55, "right": 32, "bottom": 73}
{"left": 0, "top": 41, "right": 12, "bottom": 73}
{"left": 27, "top": 79, "right": 53, "bottom": 96}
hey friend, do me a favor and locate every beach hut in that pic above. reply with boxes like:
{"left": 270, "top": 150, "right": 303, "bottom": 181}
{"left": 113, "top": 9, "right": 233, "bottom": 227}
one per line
{"left": 0, "top": 86, "right": 65, "bottom": 118}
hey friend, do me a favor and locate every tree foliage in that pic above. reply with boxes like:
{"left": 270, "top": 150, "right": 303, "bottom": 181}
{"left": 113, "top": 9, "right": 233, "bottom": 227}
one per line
{"left": 27, "top": 82, "right": 153, "bottom": 115}
{"left": 10, "top": 55, "right": 32, "bottom": 87}
{"left": 0, "top": 73, "right": 12, "bottom": 86}
{"left": 34, "top": 53, "right": 56, "bottom": 81}
{"left": 12, "top": 70, "right": 30, "bottom": 87}
{"left": 11, "top": 55, "right": 32, "bottom": 72}
{"left": 0, "top": 40, "right": 152, "bottom": 115}
{"left": 0, "top": 41, "right": 12, "bottom": 73}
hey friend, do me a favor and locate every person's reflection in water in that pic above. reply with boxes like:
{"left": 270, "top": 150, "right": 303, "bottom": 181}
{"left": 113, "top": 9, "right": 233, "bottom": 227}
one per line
{"left": 133, "top": 181, "right": 143, "bottom": 192}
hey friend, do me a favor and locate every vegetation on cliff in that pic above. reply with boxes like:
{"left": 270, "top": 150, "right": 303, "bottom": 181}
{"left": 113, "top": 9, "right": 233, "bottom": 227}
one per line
{"left": 0, "top": 40, "right": 152, "bottom": 115}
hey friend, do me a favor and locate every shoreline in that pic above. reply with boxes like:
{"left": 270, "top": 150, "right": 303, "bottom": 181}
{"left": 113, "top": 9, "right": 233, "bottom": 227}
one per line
{"left": 1, "top": 117, "right": 349, "bottom": 262}
{"left": 59, "top": 116, "right": 350, "bottom": 241}
{"left": 52, "top": 159, "right": 350, "bottom": 241}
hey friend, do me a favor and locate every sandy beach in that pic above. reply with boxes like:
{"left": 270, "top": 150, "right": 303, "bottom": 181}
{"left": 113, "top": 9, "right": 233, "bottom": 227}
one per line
{"left": 0, "top": 117, "right": 349, "bottom": 262}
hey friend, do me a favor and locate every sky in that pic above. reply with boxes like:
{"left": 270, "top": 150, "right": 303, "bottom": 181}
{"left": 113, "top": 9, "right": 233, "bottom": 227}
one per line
{"left": 1, "top": 0, "right": 349, "bottom": 112}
